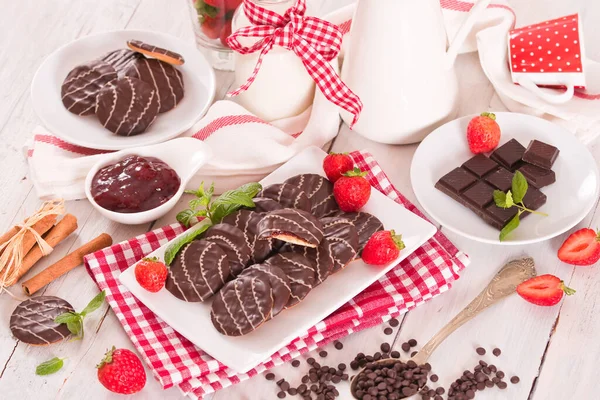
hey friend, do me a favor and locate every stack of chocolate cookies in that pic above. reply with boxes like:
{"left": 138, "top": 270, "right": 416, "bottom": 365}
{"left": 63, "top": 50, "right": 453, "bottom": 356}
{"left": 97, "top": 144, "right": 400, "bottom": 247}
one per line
{"left": 61, "top": 40, "right": 185, "bottom": 136}
{"left": 165, "top": 173, "right": 384, "bottom": 337}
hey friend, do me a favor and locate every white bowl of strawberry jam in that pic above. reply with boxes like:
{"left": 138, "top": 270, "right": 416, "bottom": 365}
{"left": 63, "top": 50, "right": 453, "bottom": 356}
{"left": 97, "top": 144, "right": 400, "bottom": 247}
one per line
{"left": 85, "top": 137, "right": 212, "bottom": 225}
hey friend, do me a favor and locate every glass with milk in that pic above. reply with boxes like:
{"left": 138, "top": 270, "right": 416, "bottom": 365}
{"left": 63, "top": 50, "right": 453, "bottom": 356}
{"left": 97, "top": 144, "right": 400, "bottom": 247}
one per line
{"left": 231, "top": 0, "right": 316, "bottom": 121}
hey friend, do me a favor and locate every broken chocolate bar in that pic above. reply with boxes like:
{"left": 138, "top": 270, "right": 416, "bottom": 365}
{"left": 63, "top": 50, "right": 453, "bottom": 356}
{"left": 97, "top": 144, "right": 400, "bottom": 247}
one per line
{"left": 518, "top": 163, "right": 556, "bottom": 188}
{"left": 522, "top": 140, "right": 559, "bottom": 170}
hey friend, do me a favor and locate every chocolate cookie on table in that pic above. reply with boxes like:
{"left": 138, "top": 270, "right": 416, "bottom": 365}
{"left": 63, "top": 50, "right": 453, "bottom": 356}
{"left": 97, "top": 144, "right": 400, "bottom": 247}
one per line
{"left": 10, "top": 296, "right": 74, "bottom": 345}
{"left": 284, "top": 173, "right": 339, "bottom": 218}
{"left": 95, "top": 76, "right": 160, "bottom": 136}
{"left": 222, "top": 209, "right": 275, "bottom": 263}
{"left": 239, "top": 264, "right": 291, "bottom": 317}
{"left": 61, "top": 60, "right": 117, "bottom": 116}
{"left": 266, "top": 252, "right": 316, "bottom": 308}
{"left": 127, "top": 39, "right": 185, "bottom": 66}
{"left": 333, "top": 211, "right": 384, "bottom": 254}
{"left": 101, "top": 49, "right": 144, "bottom": 76}
{"left": 257, "top": 208, "right": 324, "bottom": 248}
{"left": 211, "top": 275, "right": 273, "bottom": 337}
{"left": 165, "top": 240, "right": 230, "bottom": 302}
{"left": 251, "top": 197, "right": 284, "bottom": 213}
{"left": 203, "top": 223, "right": 251, "bottom": 277}
{"left": 257, "top": 183, "right": 311, "bottom": 213}
{"left": 321, "top": 216, "right": 359, "bottom": 273}
{"left": 287, "top": 243, "right": 334, "bottom": 286}
{"left": 124, "top": 58, "right": 184, "bottom": 113}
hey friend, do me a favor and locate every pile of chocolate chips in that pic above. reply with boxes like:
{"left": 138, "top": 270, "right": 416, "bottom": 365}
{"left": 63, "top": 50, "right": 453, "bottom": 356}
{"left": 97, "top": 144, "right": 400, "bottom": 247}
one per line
{"left": 352, "top": 359, "right": 432, "bottom": 399}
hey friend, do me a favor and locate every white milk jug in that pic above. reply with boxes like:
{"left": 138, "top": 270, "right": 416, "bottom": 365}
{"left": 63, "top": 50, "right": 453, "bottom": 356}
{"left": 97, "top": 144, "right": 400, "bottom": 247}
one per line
{"left": 341, "top": 0, "right": 490, "bottom": 144}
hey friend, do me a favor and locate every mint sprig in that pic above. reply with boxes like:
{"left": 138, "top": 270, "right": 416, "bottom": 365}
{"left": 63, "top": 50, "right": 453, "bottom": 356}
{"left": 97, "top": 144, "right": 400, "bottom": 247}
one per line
{"left": 494, "top": 171, "right": 548, "bottom": 241}
{"left": 54, "top": 291, "right": 106, "bottom": 340}
{"left": 164, "top": 218, "right": 212, "bottom": 265}
{"left": 36, "top": 357, "right": 65, "bottom": 376}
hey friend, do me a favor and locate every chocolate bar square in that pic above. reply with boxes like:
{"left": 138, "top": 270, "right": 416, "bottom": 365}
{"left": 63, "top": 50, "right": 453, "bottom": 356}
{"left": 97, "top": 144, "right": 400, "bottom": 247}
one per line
{"left": 462, "top": 154, "right": 499, "bottom": 178}
{"left": 490, "top": 139, "right": 526, "bottom": 171}
{"left": 436, "top": 167, "right": 477, "bottom": 193}
{"left": 484, "top": 168, "right": 514, "bottom": 192}
{"left": 518, "top": 164, "right": 556, "bottom": 188}
{"left": 463, "top": 181, "right": 495, "bottom": 208}
{"left": 522, "top": 140, "right": 559, "bottom": 170}
{"left": 522, "top": 186, "right": 547, "bottom": 211}
{"left": 486, "top": 204, "right": 519, "bottom": 227}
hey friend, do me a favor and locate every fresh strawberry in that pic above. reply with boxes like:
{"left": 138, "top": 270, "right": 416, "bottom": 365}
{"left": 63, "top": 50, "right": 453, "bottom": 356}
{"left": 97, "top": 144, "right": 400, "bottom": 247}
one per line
{"left": 558, "top": 228, "right": 600, "bottom": 266}
{"left": 362, "top": 230, "right": 405, "bottom": 266}
{"left": 224, "top": 0, "right": 242, "bottom": 11}
{"left": 203, "top": 0, "right": 222, "bottom": 7}
{"left": 323, "top": 152, "right": 354, "bottom": 183}
{"left": 516, "top": 274, "right": 575, "bottom": 306}
{"left": 333, "top": 167, "right": 371, "bottom": 212}
{"left": 219, "top": 21, "right": 232, "bottom": 48}
{"left": 135, "top": 257, "right": 168, "bottom": 293}
{"left": 201, "top": 15, "right": 225, "bottom": 40}
{"left": 466, "top": 112, "right": 501, "bottom": 154}
{"left": 97, "top": 347, "right": 146, "bottom": 394}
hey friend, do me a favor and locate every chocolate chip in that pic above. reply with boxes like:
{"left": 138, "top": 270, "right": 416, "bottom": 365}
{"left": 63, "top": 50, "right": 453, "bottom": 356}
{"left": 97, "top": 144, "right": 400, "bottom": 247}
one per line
{"left": 402, "top": 342, "right": 411, "bottom": 352}
{"left": 389, "top": 318, "right": 399, "bottom": 327}
{"left": 436, "top": 387, "right": 445, "bottom": 395}
{"left": 411, "top": 351, "right": 418, "bottom": 357}
{"left": 476, "top": 347, "right": 486, "bottom": 355}
{"left": 302, "top": 375, "right": 309, "bottom": 383}
{"left": 319, "top": 350, "right": 328, "bottom": 358}
{"left": 338, "top": 363, "right": 346, "bottom": 371}
{"left": 292, "top": 360, "right": 300, "bottom": 367}
{"left": 492, "top": 347, "right": 501, "bottom": 356}
{"left": 334, "top": 341, "right": 343, "bottom": 350}
{"left": 380, "top": 342, "right": 391, "bottom": 353}
{"left": 281, "top": 381, "right": 290, "bottom": 391}
{"left": 430, "top": 374, "right": 438, "bottom": 382}
{"left": 408, "top": 339, "right": 418, "bottom": 347}
{"left": 511, "top": 376, "right": 520, "bottom": 384}
{"left": 497, "top": 381, "right": 508, "bottom": 389}
{"left": 298, "top": 384, "right": 307, "bottom": 393}
{"left": 496, "top": 371, "right": 505, "bottom": 379}
{"left": 277, "top": 378, "right": 285, "bottom": 386}
{"left": 277, "top": 391, "right": 286, "bottom": 398}
{"left": 384, "top": 327, "right": 393, "bottom": 335}
{"left": 307, "top": 357, "right": 315, "bottom": 365}
{"left": 350, "top": 360, "right": 359, "bottom": 370}
{"left": 266, "top": 373, "right": 275, "bottom": 380}
{"left": 391, "top": 351, "right": 400, "bottom": 358}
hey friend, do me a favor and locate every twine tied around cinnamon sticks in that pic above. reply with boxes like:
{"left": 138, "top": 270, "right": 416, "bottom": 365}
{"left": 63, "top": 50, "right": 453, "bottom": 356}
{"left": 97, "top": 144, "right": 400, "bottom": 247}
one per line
{"left": 0, "top": 199, "right": 65, "bottom": 292}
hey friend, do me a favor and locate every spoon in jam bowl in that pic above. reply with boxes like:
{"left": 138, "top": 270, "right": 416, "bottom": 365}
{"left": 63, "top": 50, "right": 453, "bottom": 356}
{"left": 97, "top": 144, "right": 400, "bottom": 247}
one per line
{"left": 349, "top": 257, "right": 536, "bottom": 399}
{"left": 84, "top": 137, "right": 212, "bottom": 225}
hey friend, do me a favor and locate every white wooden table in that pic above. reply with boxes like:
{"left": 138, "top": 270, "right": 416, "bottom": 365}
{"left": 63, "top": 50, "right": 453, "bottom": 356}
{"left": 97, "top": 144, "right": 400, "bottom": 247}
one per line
{"left": 0, "top": 0, "right": 599, "bottom": 399}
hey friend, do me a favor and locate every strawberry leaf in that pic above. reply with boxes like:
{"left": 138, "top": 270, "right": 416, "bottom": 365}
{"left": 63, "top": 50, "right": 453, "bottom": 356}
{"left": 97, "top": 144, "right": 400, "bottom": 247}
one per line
{"left": 560, "top": 282, "right": 577, "bottom": 296}
{"left": 481, "top": 112, "right": 496, "bottom": 120}
{"left": 343, "top": 167, "right": 367, "bottom": 178}
{"left": 36, "top": 357, "right": 64, "bottom": 376}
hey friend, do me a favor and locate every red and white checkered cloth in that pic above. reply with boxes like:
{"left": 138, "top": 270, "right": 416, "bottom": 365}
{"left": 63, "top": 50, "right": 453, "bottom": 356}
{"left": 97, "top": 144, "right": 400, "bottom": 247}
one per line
{"left": 84, "top": 150, "right": 469, "bottom": 399}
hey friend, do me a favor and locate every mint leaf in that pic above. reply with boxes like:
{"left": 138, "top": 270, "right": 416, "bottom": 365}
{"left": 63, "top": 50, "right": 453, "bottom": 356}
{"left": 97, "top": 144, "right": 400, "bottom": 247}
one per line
{"left": 499, "top": 212, "right": 521, "bottom": 241}
{"left": 164, "top": 219, "right": 213, "bottom": 265}
{"left": 209, "top": 183, "right": 262, "bottom": 223}
{"left": 511, "top": 171, "right": 528, "bottom": 204}
{"left": 176, "top": 209, "right": 197, "bottom": 227}
{"left": 493, "top": 190, "right": 508, "bottom": 208}
{"left": 505, "top": 191, "right": 514, "bottom": 208}
{"left": 36, "top": 357, "right": 64, "bottom": 376}
{"left": 81, "top": 290, "right": 106, "bottom": 317}
{"left": 54, "top": 312, "right": 79, "bottom": 325}
{"left": 66, "top": 319, "right": 83, "bottom": 340}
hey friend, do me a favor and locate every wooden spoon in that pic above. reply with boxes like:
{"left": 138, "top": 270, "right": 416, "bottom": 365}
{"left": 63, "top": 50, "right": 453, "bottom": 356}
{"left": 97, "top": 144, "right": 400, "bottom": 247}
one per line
{"left": 350, "top": 257, "right": 536, "bottom": 397}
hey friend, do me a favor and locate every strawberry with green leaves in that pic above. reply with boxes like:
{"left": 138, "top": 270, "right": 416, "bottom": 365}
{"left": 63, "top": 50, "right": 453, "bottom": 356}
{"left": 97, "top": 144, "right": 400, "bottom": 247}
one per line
{"left": 517, "top": 274, "right": 575, "bottom": 306}
{"left": 362, "top": 230, "right": 405, "bottom": 266}
{"left": 97, "top": 347, "right": 146, "bottom": 394}
{"left": 333, "top": 167, "right": 371, "bottom": 212}
{"left": 135, "top": 257, "right": 168, "bottom": 292}
{"left": 467, "top": 112, "right": 501, "bottom": 154}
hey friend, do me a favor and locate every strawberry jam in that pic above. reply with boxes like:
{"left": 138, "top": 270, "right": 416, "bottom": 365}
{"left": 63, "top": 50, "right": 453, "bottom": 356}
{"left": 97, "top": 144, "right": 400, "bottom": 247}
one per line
{"left": 91, "top": 155, "right": 180, "bottom": 213}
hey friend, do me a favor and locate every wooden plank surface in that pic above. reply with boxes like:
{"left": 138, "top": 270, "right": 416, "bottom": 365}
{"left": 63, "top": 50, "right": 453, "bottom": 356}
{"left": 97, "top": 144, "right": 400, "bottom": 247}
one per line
{"left": 0, "top": 0, "right": 598, "bottom": 399}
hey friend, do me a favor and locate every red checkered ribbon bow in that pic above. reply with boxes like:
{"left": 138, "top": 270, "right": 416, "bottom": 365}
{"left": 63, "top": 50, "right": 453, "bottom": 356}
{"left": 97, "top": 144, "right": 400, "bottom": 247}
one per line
{"left": 227, "top": 0, "right": 362, "bottom": 126}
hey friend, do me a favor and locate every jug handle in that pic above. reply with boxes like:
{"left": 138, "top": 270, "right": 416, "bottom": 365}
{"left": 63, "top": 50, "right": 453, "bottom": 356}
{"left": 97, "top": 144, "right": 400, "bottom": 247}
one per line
{"left": 445, "top": 0, "right": 493, "bottom": 68}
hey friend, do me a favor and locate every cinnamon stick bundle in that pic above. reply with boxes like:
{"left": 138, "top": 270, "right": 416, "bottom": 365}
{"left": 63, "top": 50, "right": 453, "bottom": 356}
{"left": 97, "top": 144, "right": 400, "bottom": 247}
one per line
{"left": 22, "top": 233, "right": 112, "bottom": 295}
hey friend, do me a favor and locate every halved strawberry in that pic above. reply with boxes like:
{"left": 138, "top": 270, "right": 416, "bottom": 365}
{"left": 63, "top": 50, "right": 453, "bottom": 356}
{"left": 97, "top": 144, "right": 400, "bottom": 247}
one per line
{"left": 557, "top": 228, "right": 600, "bottom": 266}
{"left": 516, "top": 274, "right": 575, "bottom": 307}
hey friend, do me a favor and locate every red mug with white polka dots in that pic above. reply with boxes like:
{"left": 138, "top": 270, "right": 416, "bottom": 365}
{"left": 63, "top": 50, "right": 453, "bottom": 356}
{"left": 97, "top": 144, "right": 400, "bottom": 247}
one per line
{"left": 508, "top": 13, "right": 585, "bottom": 104}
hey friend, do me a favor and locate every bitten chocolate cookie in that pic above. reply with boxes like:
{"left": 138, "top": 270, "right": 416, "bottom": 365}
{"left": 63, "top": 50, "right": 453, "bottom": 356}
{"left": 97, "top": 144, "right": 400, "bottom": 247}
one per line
{"left": 257, "top": 183, "right": 311, "bottom": 212}
{"left": 203, "top": 223, "right": 251, "bottom": 277}
{"left": 10, "top": 296, "right": 74, "bottom": 345}
{"left": 95, "top": 76, "right": 160, "bottom": 136}
{"left": 211, "top": 275, "right": 273, "bottom": 337}
{"left": 252, "top": 197, "right": 284, "bottom": 213}
{"left": 222, "top": 209, "right": 274, "bottom": 263}
{"left": 285, "top": 174, "right": 339, "bottom": 218}
{"left": 257, "top": 208, "right": 324, "bottom": 248}
{"left": 101, "top": 49, "right": 143, "bottom": 76}
{"left": 266, "top": 252, "right": 316, "bottom": 308}
{"left": 165, "top": 240, "right": 230, "bottom": 302}
{"left": 124, "top": 58, "right": 184, "bottom": 113}
{"left": 61, "top": 60, "right": 117, "bottom": 116}
{"left": 334, "top": 211, "right": 384, "bottom": 253}
{"left": 127, "top": 39, "right": 185, "bottom": 66}
{"left": 321, "top": 217, "right": 359, "bottom": 273}
{"left": 239, "top": 264, "right": 291, "bottom": 317}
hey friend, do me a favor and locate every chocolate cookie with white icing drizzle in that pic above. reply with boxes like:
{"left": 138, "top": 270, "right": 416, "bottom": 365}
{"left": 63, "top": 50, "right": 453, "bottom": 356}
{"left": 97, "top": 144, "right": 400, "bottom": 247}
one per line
{"left": 321, "top": 216, "right": 359, "bottom": 273}
{"left": 251, "top": 197, "right": 284, "bottom": 213}
{"left": 239, "top": 264, "right": 291, "bottom": 317}
{"left": 265, "top": 252, "right": 316, "bottom": 308}
{"left": 101, "top": 49, "right": 143, "bottom": 76}
{"left": 61, "top": 60, "right": 117, "bottom": 116}
{"left": 222, "top": 209, "right": 274, "bottom": 263}
{"left": 165, "top": 240, "right": 230, "bottom": 302}
{"left": 211, "top": 275, "right": 273, "bottom": 336}
{"left": 203, "top": 223, "right": 251, "bottom": 277}
{"left": 257, "top": 183, "right": 311, "bottom": 212}
{"left": 257, "top": 208, "right": 324, "bottom": 248}
{"left": 127, "top": 39, "right": 185, "bottom": 66}
{"left": 286, "top": 243, "right": 334, "bottom": 286}
{"left": 124, "top": 58, "right": 184, "bottom": 113}
{"left": 10, "top": 296, "right": 74, "bottom": 345}
{"left": 333, "top": 211, "right": 384, "bottom": 254}
{"left": 284, "top": 173, "right": 339, "bottom": 218}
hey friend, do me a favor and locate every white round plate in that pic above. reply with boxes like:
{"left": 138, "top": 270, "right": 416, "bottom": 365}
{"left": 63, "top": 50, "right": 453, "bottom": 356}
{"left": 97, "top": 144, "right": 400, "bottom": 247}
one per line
{"left": 411, "top": 112, "right": 599, "bottom": 245}
{"left": 31, "top": 30, "right": 215, "bottom": 150}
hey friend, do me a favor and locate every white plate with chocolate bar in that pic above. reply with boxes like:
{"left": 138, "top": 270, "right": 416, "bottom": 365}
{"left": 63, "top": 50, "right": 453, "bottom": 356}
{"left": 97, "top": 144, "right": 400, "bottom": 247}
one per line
{"left": 31, "top": 30, "right": 215, "bottom": 150}
{"left": 411, "top": 112, "right": 599, "bottom": 245}
{"left": 118, "top": 146, "right": 436, "bottom": 373}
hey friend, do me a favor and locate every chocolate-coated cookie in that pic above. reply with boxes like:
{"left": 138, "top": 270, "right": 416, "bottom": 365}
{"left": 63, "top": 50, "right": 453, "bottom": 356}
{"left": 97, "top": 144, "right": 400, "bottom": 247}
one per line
{"left": 203, "top": 223, "right": 251, "bottom": 277}
{"left": 284, "top": 174, "right": 339, "bottom": 218}
{"left": 211, "top": 275, "right": 273, "bottom": 336}
{"left": 127, "top": 40, "right": 185, "bottom": 65}
{"left": 251, "top": 197, "right": 284, "bottom": 213}
{"left": 239, "top": 264, "right": 291, "bottom": 317}
{"left": 61, "top": 60, "right": 117, "bottom": 116}
{"left": 165, "top": 240, "right": 230, "bottom": 302}
{"left": 95, "top": 76, "right": 160, "bottom": 136}
{"left": 257, "top": 183, "right": 311, "bottom": 212}
{"left": 124, "top": 58, "right": 184, "bottom": 113}
{"left": 257, "top": 208, "right": 324, "bottom": 248}
{"left": 288, "top": 243, "right": 334, "bottom": 286}
{"left": 333, "top": 211, "right": 384, "bottom": 253}
{"left": 10, "top": 296, "right": 74, "bottom": 345}
{"left": 321, "top": 217, "right": 359, "bottom": 273}
{"left": 266, "top": 252, "right": 316, "bottom": 308}
{"left": 222, "top": 209, "right": 274, "bottom": 263}
{"left": 101, "top": 49, "right": 143, "bottom": 76}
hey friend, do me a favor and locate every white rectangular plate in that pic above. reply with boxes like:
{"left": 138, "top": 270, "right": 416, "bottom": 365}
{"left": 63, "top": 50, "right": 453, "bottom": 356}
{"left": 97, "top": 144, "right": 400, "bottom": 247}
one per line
{"left": 119, "top": 146, "right": 436, "bottom": 373}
